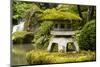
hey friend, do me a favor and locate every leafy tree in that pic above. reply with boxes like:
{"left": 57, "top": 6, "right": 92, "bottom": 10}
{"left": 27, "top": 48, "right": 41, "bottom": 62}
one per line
{"left": 24, "top": 8, "right": 42, "bottom": 31}
{"left": 76, "top": 5, "right": 96, "bottom": 26}
{"left": 87, "top": 6, "right": 95, "bottom": 21}
{"left": 78, "top": 20, "right": 96, "bottom": 50}
{"left": 33, "top": 21, "right": 54, "bottom": 49}
{"left": 12, "top": 0, "right": 41, "bottom": 25}
{"left": 56, "top": 4, "right": 78, "bottom": 14}
{"left": 36, "top": 3, "right": 58, "bottom": 10}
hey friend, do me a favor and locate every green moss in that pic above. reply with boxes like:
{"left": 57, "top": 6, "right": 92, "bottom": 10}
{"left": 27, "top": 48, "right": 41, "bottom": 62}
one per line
{"left": 39, "top": 8, "right": 82, "bottom": 21}
{"left": 26, "top": 50, "right": 96, "bottom": 64}
{"left": 12, "top": 31, "right": 34, "bottom": 44}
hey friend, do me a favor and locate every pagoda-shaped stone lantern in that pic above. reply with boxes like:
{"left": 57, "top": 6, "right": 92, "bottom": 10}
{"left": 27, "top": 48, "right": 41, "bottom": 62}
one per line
{"left": 40, "top": 9, "right": 82, "bottom": 53}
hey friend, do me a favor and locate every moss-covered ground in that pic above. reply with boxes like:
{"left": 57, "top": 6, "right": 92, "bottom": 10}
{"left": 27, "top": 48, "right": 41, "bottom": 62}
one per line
{"left": 12, "top": 44, "right": 96, "bottom": 66}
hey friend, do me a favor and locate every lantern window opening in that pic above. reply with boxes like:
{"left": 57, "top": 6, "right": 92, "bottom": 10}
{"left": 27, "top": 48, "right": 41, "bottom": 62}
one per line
{"left": 60, "top": 23, "right": 65, "bottom": 29}
{"left": 54, "top": 23, "right": 58, "bottom": 29}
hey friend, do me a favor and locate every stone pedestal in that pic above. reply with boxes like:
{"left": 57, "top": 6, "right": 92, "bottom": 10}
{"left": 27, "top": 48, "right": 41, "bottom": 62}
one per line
{"left": 47, "top": 37, "right": 79, "bottom": 53}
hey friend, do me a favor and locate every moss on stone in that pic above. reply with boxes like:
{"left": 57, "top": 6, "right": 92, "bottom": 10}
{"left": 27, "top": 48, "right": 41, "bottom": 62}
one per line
{"left": 12, "top": 31, "right": 34, "bottom": 44}
{"left": 39, "top": 8, "right": 82, "bottom": 21}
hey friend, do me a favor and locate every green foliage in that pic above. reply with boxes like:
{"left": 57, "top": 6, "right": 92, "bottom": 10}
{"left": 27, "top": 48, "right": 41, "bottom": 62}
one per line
{"left": 50, "top": 43, "right": 58, "bottom": 52}
{"left": 40, "top": 8, "right": 82, "bottom": 21}
{"left": 26, "top": 50, "right": 96, "bottom": 64}
{"left": 33, "top": 21, "right": 54, "bottom": 49}
{"left": 13, "top": 0, "right": 40, "bottom": 20}
{"left": 56, "top": 4, "right": 78, "bottom": 14}
{"left": 74, "top": 30, "right": 81, "bottom": 42}
{"left": 23, "top": 8, "right": 42, "bottom": 31}
{"left": 12, "top": 31, "right": 34, "bottom": 44}
{"left": 67, "top": 43, "right": 76, "bottom": 51}
{"left": 78, "top": 20, "right": 96, "bottom": 50}
{"left": 71, "top": 21, "right": 80, "bottom": 30}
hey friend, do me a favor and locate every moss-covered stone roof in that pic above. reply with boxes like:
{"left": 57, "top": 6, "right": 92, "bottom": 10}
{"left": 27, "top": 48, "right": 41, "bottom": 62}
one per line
{"left": 39, "top": 8, "right": 82, "bottom": 21}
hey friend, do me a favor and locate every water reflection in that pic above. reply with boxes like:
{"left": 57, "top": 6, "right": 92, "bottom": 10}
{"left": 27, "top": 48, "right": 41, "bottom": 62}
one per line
{"left": 11, "top": 43, "right": 35, "bottom": 66}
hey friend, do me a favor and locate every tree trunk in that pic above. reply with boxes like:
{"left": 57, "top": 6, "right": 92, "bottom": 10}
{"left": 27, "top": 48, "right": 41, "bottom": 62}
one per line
{"left": 77, "top": 5, "right": 83, "bottom": 19}
{"left": 87, "top": 6, "right": 94, "bottom": 21}
{"left": 77, "top": 5, "right": 84, "bottom": 26}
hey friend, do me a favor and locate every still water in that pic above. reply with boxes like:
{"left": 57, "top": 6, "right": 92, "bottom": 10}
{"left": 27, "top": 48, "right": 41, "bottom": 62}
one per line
{"left": 11, "top": 44, "right": 35, "bottom": 66}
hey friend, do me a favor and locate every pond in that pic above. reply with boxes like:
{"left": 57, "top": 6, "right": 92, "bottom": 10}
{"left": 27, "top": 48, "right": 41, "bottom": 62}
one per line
{"left": 11, "top": 44, "right": 35, "bottom": 66}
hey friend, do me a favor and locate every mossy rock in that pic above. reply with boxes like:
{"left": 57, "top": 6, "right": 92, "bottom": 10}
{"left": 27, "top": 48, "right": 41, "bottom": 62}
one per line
{"left": 12, "top": 31, "right": 34, "bottom": 44}
{"left": 26, "top": 50, "right": 96, "bottom": 64}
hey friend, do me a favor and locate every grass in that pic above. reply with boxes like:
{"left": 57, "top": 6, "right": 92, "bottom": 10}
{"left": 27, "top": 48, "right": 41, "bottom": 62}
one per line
{"left": 26, "top": 50, "right": 96, "bottom": 65}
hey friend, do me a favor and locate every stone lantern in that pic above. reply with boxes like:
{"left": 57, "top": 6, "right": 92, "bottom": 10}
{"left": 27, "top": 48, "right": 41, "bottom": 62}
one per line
{"left": 40, "top": 9, "right": 82, "bottom": 53}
